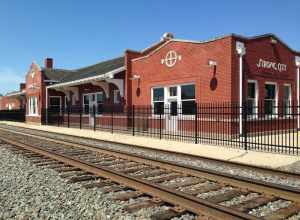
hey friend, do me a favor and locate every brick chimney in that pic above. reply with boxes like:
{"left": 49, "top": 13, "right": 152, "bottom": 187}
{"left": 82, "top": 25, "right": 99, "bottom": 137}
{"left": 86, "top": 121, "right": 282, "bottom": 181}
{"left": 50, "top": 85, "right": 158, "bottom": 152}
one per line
{"left": 20, "top": 83, "right": 26, "bottom": 91}
{"left": 44, "top": 58, "right": 53, "bottom": 69}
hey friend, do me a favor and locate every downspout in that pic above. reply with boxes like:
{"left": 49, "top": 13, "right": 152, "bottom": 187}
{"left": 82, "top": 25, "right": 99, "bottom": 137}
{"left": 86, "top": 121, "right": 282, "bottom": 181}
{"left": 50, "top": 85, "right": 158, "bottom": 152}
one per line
{"left": 296, "top": 56, "right": 300, "bottom": 130}
{"left": 236, "top": 42, "right": 246, "bottom": 135}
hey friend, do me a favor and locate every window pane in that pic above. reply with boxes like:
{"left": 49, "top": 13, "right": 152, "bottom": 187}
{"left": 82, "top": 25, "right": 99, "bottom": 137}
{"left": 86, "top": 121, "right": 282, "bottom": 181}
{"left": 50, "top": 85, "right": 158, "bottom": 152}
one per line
{"left": 169, "top": 87, "right": 177, "bottom": 96}
{"left": 182, "top": 101, "right": 196, "bottom": 115}
{"left": 154, "top": 102, "right": 164, "bottom": 114}
{"left": 283, "top": 86, "right": 290, "bottom": 100}
{"left": 247, "top": 99, "right": 256, "bottom": 115}
{"left": 97, "top": 93, "right": 104, "bottom": 103}
{"left": 97, "top": 104, "right": 103, "bottom": 114}
{"left": 84, "top": 105, "right": 89, "bottom": 114}
{"left": 170, "top": 101, "right": 177, "bottom": 116}
{"left": 264, "top": 100, "right": 275, "bottom": 115}
{"left": 248, "top": 83, "right": 256, "bottom": 99}
{"left": 50, "top": 97, "right": 60, "bottom": 106}
{"left": 265, "top": 84, "right": 276, "bottom": 99}
{"left": 283, "top": 86, "right": 291, "bottom": 115}
{"left": 83, "top": 95, "right": 89, "bottom": 104}
{"left": 181, "top": 85, "right": 195, "bottom": 100}
{"left": 153, "top": 88, "right": 164, "bottom": 101}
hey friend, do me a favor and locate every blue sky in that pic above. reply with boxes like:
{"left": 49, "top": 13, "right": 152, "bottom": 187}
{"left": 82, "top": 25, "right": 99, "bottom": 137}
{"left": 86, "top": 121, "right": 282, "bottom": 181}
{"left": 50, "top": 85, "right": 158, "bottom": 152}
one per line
{"left": 0, "top": 0, "right": 299, "bottom": 95}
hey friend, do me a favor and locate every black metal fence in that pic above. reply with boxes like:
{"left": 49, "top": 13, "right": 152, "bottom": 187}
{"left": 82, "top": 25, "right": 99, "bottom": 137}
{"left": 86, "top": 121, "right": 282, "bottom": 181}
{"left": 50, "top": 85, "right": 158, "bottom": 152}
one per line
{"left": 43, "top": 101, "right": 300, "bottom": 155}
{"left": 0, "top": 109, "right": 25, "bottom": 122}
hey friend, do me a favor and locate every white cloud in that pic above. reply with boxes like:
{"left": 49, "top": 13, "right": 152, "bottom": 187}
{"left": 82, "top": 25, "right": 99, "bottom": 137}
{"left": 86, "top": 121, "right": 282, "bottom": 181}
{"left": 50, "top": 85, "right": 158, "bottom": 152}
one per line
{"left": 0, "top": 67, "right": 24, "bottom": 95}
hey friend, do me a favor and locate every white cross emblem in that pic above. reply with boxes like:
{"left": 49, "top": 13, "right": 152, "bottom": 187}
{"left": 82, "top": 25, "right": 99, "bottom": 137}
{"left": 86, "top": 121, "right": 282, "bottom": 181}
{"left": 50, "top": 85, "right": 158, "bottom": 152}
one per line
{"left": 161, "top": 50, "right": 181, "bottom": 67}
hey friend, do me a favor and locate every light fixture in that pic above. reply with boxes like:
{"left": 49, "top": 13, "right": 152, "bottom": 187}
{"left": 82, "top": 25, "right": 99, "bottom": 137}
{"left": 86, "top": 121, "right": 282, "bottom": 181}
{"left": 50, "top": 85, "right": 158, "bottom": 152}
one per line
{"left": 208, "top": 60, "right": 217, "bottom": 67}
{"left": 130, "top": 74, "right": 140, "bottom": 80}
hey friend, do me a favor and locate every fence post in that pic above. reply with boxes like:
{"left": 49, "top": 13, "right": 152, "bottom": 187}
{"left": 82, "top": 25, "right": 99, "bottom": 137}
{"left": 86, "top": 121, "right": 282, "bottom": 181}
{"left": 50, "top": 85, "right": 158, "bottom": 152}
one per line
{"left": 57, "top": 109, "right": 60, "bottom": 127}
{"left": 62, "top": 107, "right": 65, "bottom": 127}
{"left": 79, "top": 106, "right": 82, "bottom": 129}
{"left": 67, "top": 106, "right": 70, "bottom": 128}
{"left": 46, "top": 108, "right": 48, "bottom": 125}
{"left": 93, "top": 105, "right": 96, "bottom": 131}
{"left": 194, "top": 102, "right": 198, "bottom": 144}
{"left": 132, "top": 105, "right": 135, "bottom": 136}
{"left": 243, "top": 102, "right": 248, "bottom": 151}
{"left": 159, "top": 108, "right": 162, "bottom": 139}
{"left": 111, "top": 105, "right": 113, "bottom": 134}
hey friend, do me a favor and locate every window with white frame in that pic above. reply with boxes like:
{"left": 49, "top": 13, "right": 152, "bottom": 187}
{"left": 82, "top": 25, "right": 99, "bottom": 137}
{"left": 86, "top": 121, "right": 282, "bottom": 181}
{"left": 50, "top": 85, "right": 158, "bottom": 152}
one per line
{"left": 283, "top": 84, "right": 292, "bottom": 116}
{"left": 247, "top": 81, "right": 258, "bottom": 116}
{"left": 181, "top": 84, "right": 195, "bottom": 115}
{"left": 152, "top": 88, "right": 164, "bottom": 115}
{"left": 28, "top": 96, "right": 38, "bottom": 116}
{"left": 83, "top": 92, "right": 104, "bottom": 115}
{"left": 264, "top": 83, "right": 277, "bottom": 116}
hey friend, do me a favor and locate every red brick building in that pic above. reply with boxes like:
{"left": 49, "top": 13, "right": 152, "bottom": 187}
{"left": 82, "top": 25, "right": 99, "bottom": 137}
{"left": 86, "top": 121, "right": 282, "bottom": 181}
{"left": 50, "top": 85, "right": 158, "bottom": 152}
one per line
{"left": 0, "top": 84, "right": 26, "bottom": 110}
{"left": 1, "top": 33, "right": 299, "bottom": 132}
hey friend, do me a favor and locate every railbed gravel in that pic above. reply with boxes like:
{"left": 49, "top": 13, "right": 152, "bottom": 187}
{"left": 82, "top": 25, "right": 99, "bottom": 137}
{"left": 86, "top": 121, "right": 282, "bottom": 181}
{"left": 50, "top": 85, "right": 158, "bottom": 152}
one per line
{"left": 0, "top": 145, "right": 194, "bottom": 220}
{"left": 1, "top": 124, "right": 299, "bottom": 189}
{"left": 248, "top": 199, "right": 292, "bottom": 217}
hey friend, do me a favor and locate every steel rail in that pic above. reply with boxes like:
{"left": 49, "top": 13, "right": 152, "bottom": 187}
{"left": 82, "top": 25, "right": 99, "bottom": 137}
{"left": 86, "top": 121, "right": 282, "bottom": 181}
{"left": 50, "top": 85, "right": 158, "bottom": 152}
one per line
{"left": 1, "top": 127, "right": 299, "bottom": 203}
{"left": 0, "top": 124, "right": 298, "bottom": 180}
{"left": 0, "top": 135, "right": 258, "bottom": 220}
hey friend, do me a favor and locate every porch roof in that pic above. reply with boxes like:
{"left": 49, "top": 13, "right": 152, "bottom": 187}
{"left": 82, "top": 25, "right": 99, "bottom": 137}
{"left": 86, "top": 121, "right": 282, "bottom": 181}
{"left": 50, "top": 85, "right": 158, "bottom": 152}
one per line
{"left": 5, "top": 90, "right": 26, "bottom": 97}
{"left": 45, "top": 56, "right": 125, "bottom": 88}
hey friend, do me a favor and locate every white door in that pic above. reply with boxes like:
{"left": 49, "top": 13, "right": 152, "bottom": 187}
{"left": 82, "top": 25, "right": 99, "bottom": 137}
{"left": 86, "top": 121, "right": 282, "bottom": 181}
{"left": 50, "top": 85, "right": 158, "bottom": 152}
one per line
{"left": 166, "top": 99, "right": 178, "bottom": 132}
{"left": 88, "top": 94, "right": 97, "bottom": 127}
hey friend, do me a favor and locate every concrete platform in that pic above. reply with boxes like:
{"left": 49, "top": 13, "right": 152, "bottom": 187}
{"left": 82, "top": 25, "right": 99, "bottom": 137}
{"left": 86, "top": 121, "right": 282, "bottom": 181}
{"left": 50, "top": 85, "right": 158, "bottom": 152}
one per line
{"left": 0, "top": 121, "right": 299, "bottom": 170}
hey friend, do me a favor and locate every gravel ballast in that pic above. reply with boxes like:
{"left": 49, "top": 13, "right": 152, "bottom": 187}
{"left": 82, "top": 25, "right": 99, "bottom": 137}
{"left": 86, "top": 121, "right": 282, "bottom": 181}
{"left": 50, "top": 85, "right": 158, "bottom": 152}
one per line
{"left": 0, "top": 145, "right": 185, "bottom": 220}
{"left": 3, "top": 124, "right": 299, "bottom": 189}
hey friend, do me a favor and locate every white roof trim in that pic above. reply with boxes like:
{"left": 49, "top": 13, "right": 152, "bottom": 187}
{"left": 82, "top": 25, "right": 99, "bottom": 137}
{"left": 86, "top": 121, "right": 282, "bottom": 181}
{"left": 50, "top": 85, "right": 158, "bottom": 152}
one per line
{"left": 46, "top": 66, "right": 125, "bottom": 89}
{"left": 131, "top": 36, "right": 232, "bottom": 62}
{"left": 131, "top": 33, "right": 300, "bottom": 62}
{"left": 5, "top": 91, "right": 26, "bottom": 97}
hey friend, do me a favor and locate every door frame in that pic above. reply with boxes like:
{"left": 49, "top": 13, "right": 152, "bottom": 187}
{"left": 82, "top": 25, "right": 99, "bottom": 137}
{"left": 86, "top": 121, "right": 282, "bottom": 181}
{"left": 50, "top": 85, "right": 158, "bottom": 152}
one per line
{"left": 82, "top": 92, "right": 103, "bottom": 126}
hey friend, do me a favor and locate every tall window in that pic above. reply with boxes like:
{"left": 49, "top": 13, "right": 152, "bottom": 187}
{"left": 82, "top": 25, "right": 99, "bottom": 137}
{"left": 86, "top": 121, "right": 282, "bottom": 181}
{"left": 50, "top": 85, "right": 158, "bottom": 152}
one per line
{"left": 152, "top": 88, "right": 164, "bottom": 114}
{"left": 264, "top": 83, "right": 277, "bottom": 116}
{"left": 28, "top": 96, "right": 38, "bottom": 115}
{"left": 96, "top": 92, "right": 104, "bottom": 114}
{"left": 83, "top": 94, "right": 90, "bottom": 114}
{"left": 181, "top": 84, "right": 195, "bottom": 115}
{"left": 283, "top": 84, "right": 291, "bottom": 116}
{"left": 247, "top": 81, "right": 258, "bottom": 116}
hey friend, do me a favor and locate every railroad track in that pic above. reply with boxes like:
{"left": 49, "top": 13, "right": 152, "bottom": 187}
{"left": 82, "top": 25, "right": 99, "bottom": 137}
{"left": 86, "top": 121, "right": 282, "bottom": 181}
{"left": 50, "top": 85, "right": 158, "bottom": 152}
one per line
{"left": 0, "top": 128, "right": 300, "bottom": 219}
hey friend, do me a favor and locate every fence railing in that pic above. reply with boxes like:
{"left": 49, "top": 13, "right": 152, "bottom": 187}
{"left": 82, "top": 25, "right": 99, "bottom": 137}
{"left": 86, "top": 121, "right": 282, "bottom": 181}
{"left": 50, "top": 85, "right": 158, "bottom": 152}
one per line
{"left": 0, "top": 109, "right": 25, "bottom": 122}
{"left": 43, "top": 102, "right": 300, "bottom": 155}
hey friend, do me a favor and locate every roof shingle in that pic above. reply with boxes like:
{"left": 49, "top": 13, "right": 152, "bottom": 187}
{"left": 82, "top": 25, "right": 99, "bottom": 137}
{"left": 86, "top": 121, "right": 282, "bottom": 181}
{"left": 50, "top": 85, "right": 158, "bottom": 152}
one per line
{"left": 43, "top": 56, "right": 124, "bottom": 83}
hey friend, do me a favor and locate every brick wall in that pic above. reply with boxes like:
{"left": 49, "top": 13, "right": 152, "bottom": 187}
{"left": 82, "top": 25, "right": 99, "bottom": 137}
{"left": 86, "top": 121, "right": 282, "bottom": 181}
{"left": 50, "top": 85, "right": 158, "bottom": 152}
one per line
{"left": 0, "top": 95, "right": 24, "bottom": 110}
{"left": 25, "top": 62, "right": 44, "bottom": 123}
{"left": 127, "top": 36, "right": 234, "bottom": 105}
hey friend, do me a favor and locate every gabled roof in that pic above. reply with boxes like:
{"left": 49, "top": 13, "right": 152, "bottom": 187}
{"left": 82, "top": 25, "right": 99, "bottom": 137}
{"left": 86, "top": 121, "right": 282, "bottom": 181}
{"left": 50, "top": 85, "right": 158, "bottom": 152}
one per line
{"left": 43, "top": 68, "right": 75, "bottom": 82}
{"left": 43, "top": 56, "right": 124, "bottom": 83}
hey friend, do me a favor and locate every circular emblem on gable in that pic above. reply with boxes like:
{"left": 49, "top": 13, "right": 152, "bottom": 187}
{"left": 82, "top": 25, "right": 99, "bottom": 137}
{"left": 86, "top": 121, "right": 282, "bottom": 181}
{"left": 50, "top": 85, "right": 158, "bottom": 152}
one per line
{"left": 161, "top": 50, "right": 182, "bottom": 67}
